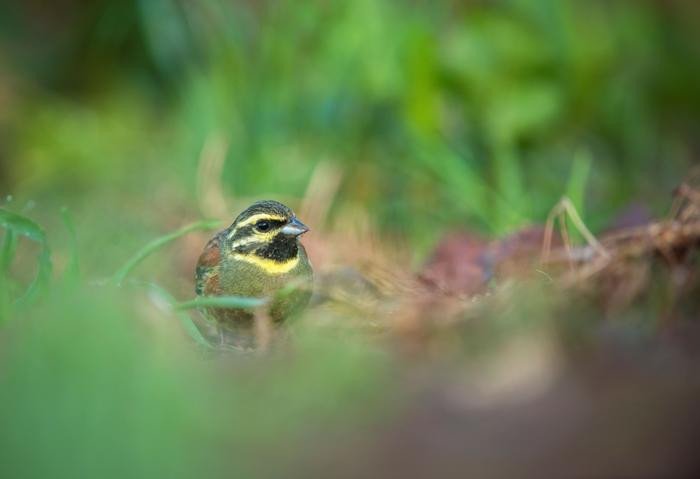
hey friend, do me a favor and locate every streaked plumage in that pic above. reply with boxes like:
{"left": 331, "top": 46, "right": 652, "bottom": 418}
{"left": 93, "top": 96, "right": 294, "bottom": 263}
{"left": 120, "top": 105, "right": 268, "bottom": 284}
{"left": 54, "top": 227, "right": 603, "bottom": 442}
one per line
{"left": 195, "top": 200, "right": 313, "bottom": 347}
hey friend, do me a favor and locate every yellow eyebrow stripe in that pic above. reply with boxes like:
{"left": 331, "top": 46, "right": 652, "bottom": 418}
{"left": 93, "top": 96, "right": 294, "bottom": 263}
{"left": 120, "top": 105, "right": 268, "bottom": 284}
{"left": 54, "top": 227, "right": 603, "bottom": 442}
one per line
{"left": 231, "top": 253, "right": 300, "bottom": 274}
{"left": 235, "top": 214, "right": 286, "bottom": 228}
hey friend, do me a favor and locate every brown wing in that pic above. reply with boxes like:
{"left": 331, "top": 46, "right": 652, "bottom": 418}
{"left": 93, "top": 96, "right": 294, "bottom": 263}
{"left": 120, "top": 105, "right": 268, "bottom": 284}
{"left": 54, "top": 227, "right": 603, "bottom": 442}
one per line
{"left": 195, "top": 234, "right": 222, "bottom": 296}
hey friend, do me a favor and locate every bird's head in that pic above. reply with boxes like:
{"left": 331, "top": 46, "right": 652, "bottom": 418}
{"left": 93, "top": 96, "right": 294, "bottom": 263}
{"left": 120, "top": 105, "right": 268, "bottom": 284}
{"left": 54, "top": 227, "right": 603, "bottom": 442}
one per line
{"left": 224, "top": 200, "right": 309, "bottom": 266}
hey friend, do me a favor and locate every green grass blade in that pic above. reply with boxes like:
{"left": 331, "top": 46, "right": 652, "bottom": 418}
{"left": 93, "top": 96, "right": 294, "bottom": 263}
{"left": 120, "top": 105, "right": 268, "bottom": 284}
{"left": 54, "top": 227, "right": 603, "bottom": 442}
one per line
{"left": 0, "top": 208, "right": 52, "bottom": 307}
{"left": 566, "top": 149, "right": 592, "bottom": 217}
{"left": 16, "top": 245, "right": 52, "bottom": 307}
{"left": 143, "top": 282, "right": 215, "bottom": 350}
{"left": 565, "top": 149, "right": 592, "bottom": 242}
{"left": 0, "top": 208, "right": 47, "bottom": 243}
{"left": 111, "top": 219, "right": 221, "bottom": 286}
{"left": 1, "top": 229, "right": 17, "bottom": 273}
{"left": 175, "top": 295, "right": 268, "bottom": 310}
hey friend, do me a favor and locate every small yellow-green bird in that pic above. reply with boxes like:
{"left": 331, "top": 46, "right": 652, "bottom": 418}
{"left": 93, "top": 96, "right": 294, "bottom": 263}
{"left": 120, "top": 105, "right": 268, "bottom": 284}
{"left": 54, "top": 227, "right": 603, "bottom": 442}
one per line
{"left": 195, "top": 200, "right": 313, "bottom": 347}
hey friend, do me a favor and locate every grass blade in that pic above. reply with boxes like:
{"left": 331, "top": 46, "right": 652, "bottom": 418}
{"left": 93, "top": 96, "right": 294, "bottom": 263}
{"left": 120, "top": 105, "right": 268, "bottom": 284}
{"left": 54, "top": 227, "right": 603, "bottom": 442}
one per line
{"left": 143, "top": 282, "right": 215, "bottom": 350}
{"left": 0, "top": 208, "right": 52, "bottom": 307}
{"left": 111, "top": 219, "right": 220, "bottom": 286}
{"left": 175, "top": 296, "right": 268, "bottom": 310}
{"left": 565, "top": 149, "right": 592, "bottom": 242}
{"left": 0, "top": 208, "right": 47, "bottom": 243}
{"left": 1, "top": 229, "right": 17, "bottom": 273}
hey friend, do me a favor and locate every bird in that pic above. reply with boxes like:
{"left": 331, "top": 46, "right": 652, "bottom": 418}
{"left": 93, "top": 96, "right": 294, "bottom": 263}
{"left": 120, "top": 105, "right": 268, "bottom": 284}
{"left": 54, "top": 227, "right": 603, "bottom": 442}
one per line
{"left": 195, "top": 200, "right": 313, "bottom": 349}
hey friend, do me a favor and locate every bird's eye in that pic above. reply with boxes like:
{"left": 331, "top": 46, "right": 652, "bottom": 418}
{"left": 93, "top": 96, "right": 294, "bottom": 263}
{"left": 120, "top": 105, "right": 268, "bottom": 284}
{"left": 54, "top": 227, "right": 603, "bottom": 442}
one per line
{"left": 255, "top": 220, "right": 271, "bottom": 232}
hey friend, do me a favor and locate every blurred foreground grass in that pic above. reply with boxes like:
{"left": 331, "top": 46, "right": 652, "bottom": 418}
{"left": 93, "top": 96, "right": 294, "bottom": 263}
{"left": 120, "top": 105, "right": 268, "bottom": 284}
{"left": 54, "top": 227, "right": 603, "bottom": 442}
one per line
{"left": 0, "top": 224, "right": 392, "bottom": 477}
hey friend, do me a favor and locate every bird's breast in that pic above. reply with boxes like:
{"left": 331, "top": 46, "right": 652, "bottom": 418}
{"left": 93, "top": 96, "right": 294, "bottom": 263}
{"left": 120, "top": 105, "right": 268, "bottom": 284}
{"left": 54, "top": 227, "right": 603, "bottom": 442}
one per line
{"left": 219, "top": 249, "right": 312, "bottom": 298}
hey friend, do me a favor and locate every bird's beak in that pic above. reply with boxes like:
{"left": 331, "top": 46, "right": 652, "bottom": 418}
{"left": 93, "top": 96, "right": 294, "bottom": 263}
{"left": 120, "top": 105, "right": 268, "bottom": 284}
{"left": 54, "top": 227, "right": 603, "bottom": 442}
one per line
{"left": 281, "top": 217, "right": 309, "bottom": 237}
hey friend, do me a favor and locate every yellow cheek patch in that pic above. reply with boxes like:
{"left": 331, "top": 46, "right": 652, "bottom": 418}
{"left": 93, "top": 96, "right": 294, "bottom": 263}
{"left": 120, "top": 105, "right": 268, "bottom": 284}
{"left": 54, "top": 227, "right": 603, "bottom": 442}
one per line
{"left": 231, "top": 253, "right": 300, "bottom": 274}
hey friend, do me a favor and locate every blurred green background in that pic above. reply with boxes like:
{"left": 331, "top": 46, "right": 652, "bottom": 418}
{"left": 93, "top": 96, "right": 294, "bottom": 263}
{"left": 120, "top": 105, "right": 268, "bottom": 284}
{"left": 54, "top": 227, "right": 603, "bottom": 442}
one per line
{"left": 3, "top": 0, "right": 699, "bottom": 249}
{"left": 1, "top": 1, "right": 700, "bottom": 478}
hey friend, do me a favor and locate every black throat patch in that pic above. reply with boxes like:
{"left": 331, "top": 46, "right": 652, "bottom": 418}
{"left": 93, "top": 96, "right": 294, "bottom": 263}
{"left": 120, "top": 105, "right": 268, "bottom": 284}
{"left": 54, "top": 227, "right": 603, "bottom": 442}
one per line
{"left": 254, "top": 233, "right": 299, "bottom": 263}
